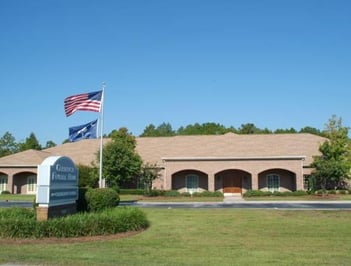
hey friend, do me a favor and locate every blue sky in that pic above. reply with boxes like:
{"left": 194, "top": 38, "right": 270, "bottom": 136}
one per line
{"left": 1, "top": 0, "right": 350, "bottom": 145}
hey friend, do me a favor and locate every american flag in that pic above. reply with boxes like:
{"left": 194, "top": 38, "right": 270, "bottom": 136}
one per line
{"left": 64, "top": 90, "right": 102, "bottom": 117}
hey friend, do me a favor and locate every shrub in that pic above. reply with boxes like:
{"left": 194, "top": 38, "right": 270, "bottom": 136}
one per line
{"left": 164, "top": 190, "right": 181, "bottom": 197}
{"left": 0, "top": 207, "right": 149, "bottom": 239}
{"left": 0, "top": 207, "right": 35, "bottom": 220}
{"left": 144, "top": 190, "right": 165, "bottom": 197}
{"left": 85, "top": 188, "right": 120, "bottom": 212}
{"left": 292, "top": 190, "right": 307, "bottom": 196}
{"left": 119, "top": 189, "right": 144, "bottom": 195}
{"left": 338, "top": 190, "right": 348, "bottom": 194}
{"left": 243, "top": 190, "right": 272, "bottom": 197}
{"left": 1, "top": 190, "right": 10, "bottom": 194}
{"left": 76, "top": 187, "right": 89, "bottom": 212}
{"left": 192, "top": 191, "right": 223, "bottom": 197}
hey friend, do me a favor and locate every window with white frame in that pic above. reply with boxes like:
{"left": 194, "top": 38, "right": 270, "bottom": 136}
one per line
{"left": 267, "top": 174, "right": 280, "bottom": 192}
{"left": 27, "top": 175, "right": 37, "bottom": 194}
{"left": 186, "top": 174, "right": 199, "bottom": 193}
{"left": 0, "top": 175, "right": 8, "bottom": 192}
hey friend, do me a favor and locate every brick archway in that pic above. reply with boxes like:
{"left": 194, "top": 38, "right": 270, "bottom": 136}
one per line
{"left": 215, "top": 169, "right": 251, "bottom": 195}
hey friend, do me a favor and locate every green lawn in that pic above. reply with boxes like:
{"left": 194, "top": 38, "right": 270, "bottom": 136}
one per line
{"left": 0, "top": 208, "right": 350, "bottom": 265}
{"left": 2, "top": 193, "right": 351, "bottom": 203}
{"left": 0, "top": 194, "right": 35, "bottom": 201}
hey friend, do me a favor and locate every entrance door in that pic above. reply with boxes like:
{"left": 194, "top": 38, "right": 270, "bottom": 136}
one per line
{"left": 223, "top": 176, "right": 242, "bottom": 193}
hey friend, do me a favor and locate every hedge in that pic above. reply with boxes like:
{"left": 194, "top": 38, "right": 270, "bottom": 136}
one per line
{"left": 0, "top": 207, "right": 149, "bottom": 239}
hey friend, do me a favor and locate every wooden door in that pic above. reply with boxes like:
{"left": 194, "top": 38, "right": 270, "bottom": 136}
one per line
{"left": 223, "top": 176, "right": 242, "bottom": 193}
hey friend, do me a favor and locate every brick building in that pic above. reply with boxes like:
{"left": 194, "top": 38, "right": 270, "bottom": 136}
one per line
{"left": 0, "top": 133, "right": 325, "bottom": 195}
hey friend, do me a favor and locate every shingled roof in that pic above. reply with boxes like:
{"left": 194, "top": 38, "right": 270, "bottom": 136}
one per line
{"left": 135, "top": 133, "right": 325, "bottom": 166}
{"left": 0, "top": 133, "right": 325, "bottom": 167}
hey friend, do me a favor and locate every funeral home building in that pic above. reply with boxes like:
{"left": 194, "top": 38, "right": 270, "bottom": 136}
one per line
{"left": 0, "top": 133, "right": 325, "bottom": 195}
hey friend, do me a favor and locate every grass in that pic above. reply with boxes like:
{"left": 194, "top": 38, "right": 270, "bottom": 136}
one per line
{"left": 2, "top": 193, "right": 351, "bottom": 203}
{"left": 0, "top": 208, "right": 351, "bottom": 265}
{"left": 244, "top": 194, "right": 351, "bottom": 201}
{"left": 0, "top": 194, "right": 35, "bottom": 201}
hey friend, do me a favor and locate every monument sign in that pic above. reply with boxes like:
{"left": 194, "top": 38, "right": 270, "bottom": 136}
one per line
{"left": 36, "top": 156, "right": 78, "bottom": 220}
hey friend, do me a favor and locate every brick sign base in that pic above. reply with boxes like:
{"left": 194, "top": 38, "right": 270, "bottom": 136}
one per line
{"left": 36, "top": 203, "right": 77, "bottom": 221}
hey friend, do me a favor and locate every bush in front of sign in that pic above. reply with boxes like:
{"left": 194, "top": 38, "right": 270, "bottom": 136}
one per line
{"left": 85, "top": 188, "right": 120, "bottom": 212}
{"left": 0, "top": 207, "right": 149, "bottom": 239}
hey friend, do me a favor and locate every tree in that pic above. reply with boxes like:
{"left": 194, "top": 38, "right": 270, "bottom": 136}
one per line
{"left": 177, "top": 122, "right": 229, "bottom": 135}
{"left": 0, "top": 131, "right": 18, "bottom": 157}
{"left": 140, "top": 124, "right": 158, "bottom": 137}
{"left": 274, "top": 127, "right": 297, "bottom": 134}
{"left": 299, "top": 126, "right": 322, "bottom": 136}
{"left": 19, "top": 132, "right": 42, "bottom": 151}
{"left": 238, "top": 123, "right": 259, "bottom": 134}
{"left": 139, "top": 163, "right": 161, "bottom": 194}
{"left": 311, "top": 116, "right": 350, "bottom": 191}
{"left": 100, "top": 128, "right": 142, "bottom": 189}
{"left": 156, "top": 122, "right": 175, "bottom": 136}
{"left": 45, "top": 140, "right": 56, "bottom": 148}
{"left": 77, "top": 164, "right": 99, "bottom": 188}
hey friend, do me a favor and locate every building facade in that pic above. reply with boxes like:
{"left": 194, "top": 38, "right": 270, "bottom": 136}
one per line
{"left": 0, "top": 133, "right": 325, "bottom": 195}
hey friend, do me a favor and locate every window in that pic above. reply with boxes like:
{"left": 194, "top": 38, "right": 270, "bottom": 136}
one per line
{"left": 27, "top": 175, "right": 37, "bottom": 194}
{"left": 304, "top": 175, "right": 310, "bottom": 190}
{"left": 0, "top": 175, "right": 8, "bottom": 192}
{"left": 267, "top": 174, "right": 280, "bottom": 192}
{"left": 186, "top": 174, "right": 199, "bottom": 193}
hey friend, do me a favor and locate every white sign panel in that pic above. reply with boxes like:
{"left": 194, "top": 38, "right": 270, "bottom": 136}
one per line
{"left": 36, "top": 156, "right": 78, "bottom": 206}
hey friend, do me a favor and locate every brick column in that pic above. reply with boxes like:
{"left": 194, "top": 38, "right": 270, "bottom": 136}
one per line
{"left": 251, "top": 173, "right": 259, "bottom": 190}
{"left": 208, "top": 173, "right": 215, "bottom": 192}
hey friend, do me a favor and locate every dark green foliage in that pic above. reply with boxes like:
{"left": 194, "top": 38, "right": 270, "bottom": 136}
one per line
{"left": 77, "top": 164, "right": 98, "bottom": 188}
{"left": 164, "top": 190, "right": 181, "bottom": 197}
{"left": 0, "top": 207, "right": 149, "bottom": 239}
{"left": 1, "top": 190, "right": 10, "bottom": 194}
{"left": 0, "top": 131, "right": 19, "bottom": 157}
{"left": 18, "top": 132, "right": 42, "bottom": 151}
{"left": 311, "top": 116, "right": 350, "bottom": 191}
{"left": 291, "top": 190, "right": 308, "bottom": 196}
{"left": 139, "top": 122, "right": 328, "bottom": 137}
{"left": 141, "top": 123, "right": 175, "bottom": 137}
{"left": 85, "top": 188, "right": 120, "bottom": 212}
{"left": 139, "top": 164, "right": 161, "bottom": 194}
{"left": 243, "top": 190, "right": 273, "bottom": 197}
{"left": 192, "top": 191, "right": 223, "bottom": 197}
{"left": 0, "top": 208, "right": 37, "bottom": 238}
{"left": 243, "top": 190, "right": 308, "bottom": 197}
{"left": 76, "top": 187, "right": 89, "bottom": 212}
{"left": 101, "top": 128, "right": 142, "bottom": 189}
{"left": 0, "top": 207, "right": 35, "bottom": 220}
{"left": 119, "top": 189, "right": 144, "bottom": 195}
{"left": 177, "top": 122, "right": 230, "bottom": 135}
{"left": 144, "top": 190, "right": 165, "bottom": 197}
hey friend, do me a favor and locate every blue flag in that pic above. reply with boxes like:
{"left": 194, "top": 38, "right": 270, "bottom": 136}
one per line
{"left": 69, "top": 119, "right": 98, "bottom": 142}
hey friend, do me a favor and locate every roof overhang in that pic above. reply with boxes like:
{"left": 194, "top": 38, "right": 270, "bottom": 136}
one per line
{"left": 162, "top": 155, "right": 306, "bottom": 162}
{"left": 0, "top": 165, "right": 38, "bottom": 168}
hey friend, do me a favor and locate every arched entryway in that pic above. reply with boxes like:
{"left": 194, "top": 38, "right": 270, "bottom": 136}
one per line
{"left": 258, "top": 168, "right": 296, "bottom": 192}
{"left": 171, "top": 169, "right": 208, "bottom": 193}
{"left": 13, "top": 171, "right": 37, "bottom": 194}
{"left": 215, "top": 169, "right": 251, "bottom": 194}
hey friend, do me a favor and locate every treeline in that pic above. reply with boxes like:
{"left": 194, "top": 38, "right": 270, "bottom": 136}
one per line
{"left": 0, "top": 119, "right": 338, "bottom": 158}
{"left": 140, "top": 122, "right": 324, "bottom": 137}
{"left": 0, "top": 132, "right": 56, "bottom": 157}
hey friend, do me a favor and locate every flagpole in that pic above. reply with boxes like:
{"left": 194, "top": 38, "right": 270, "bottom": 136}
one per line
{"left": 99, "top": 82, "right": 105, "bottom": 188}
